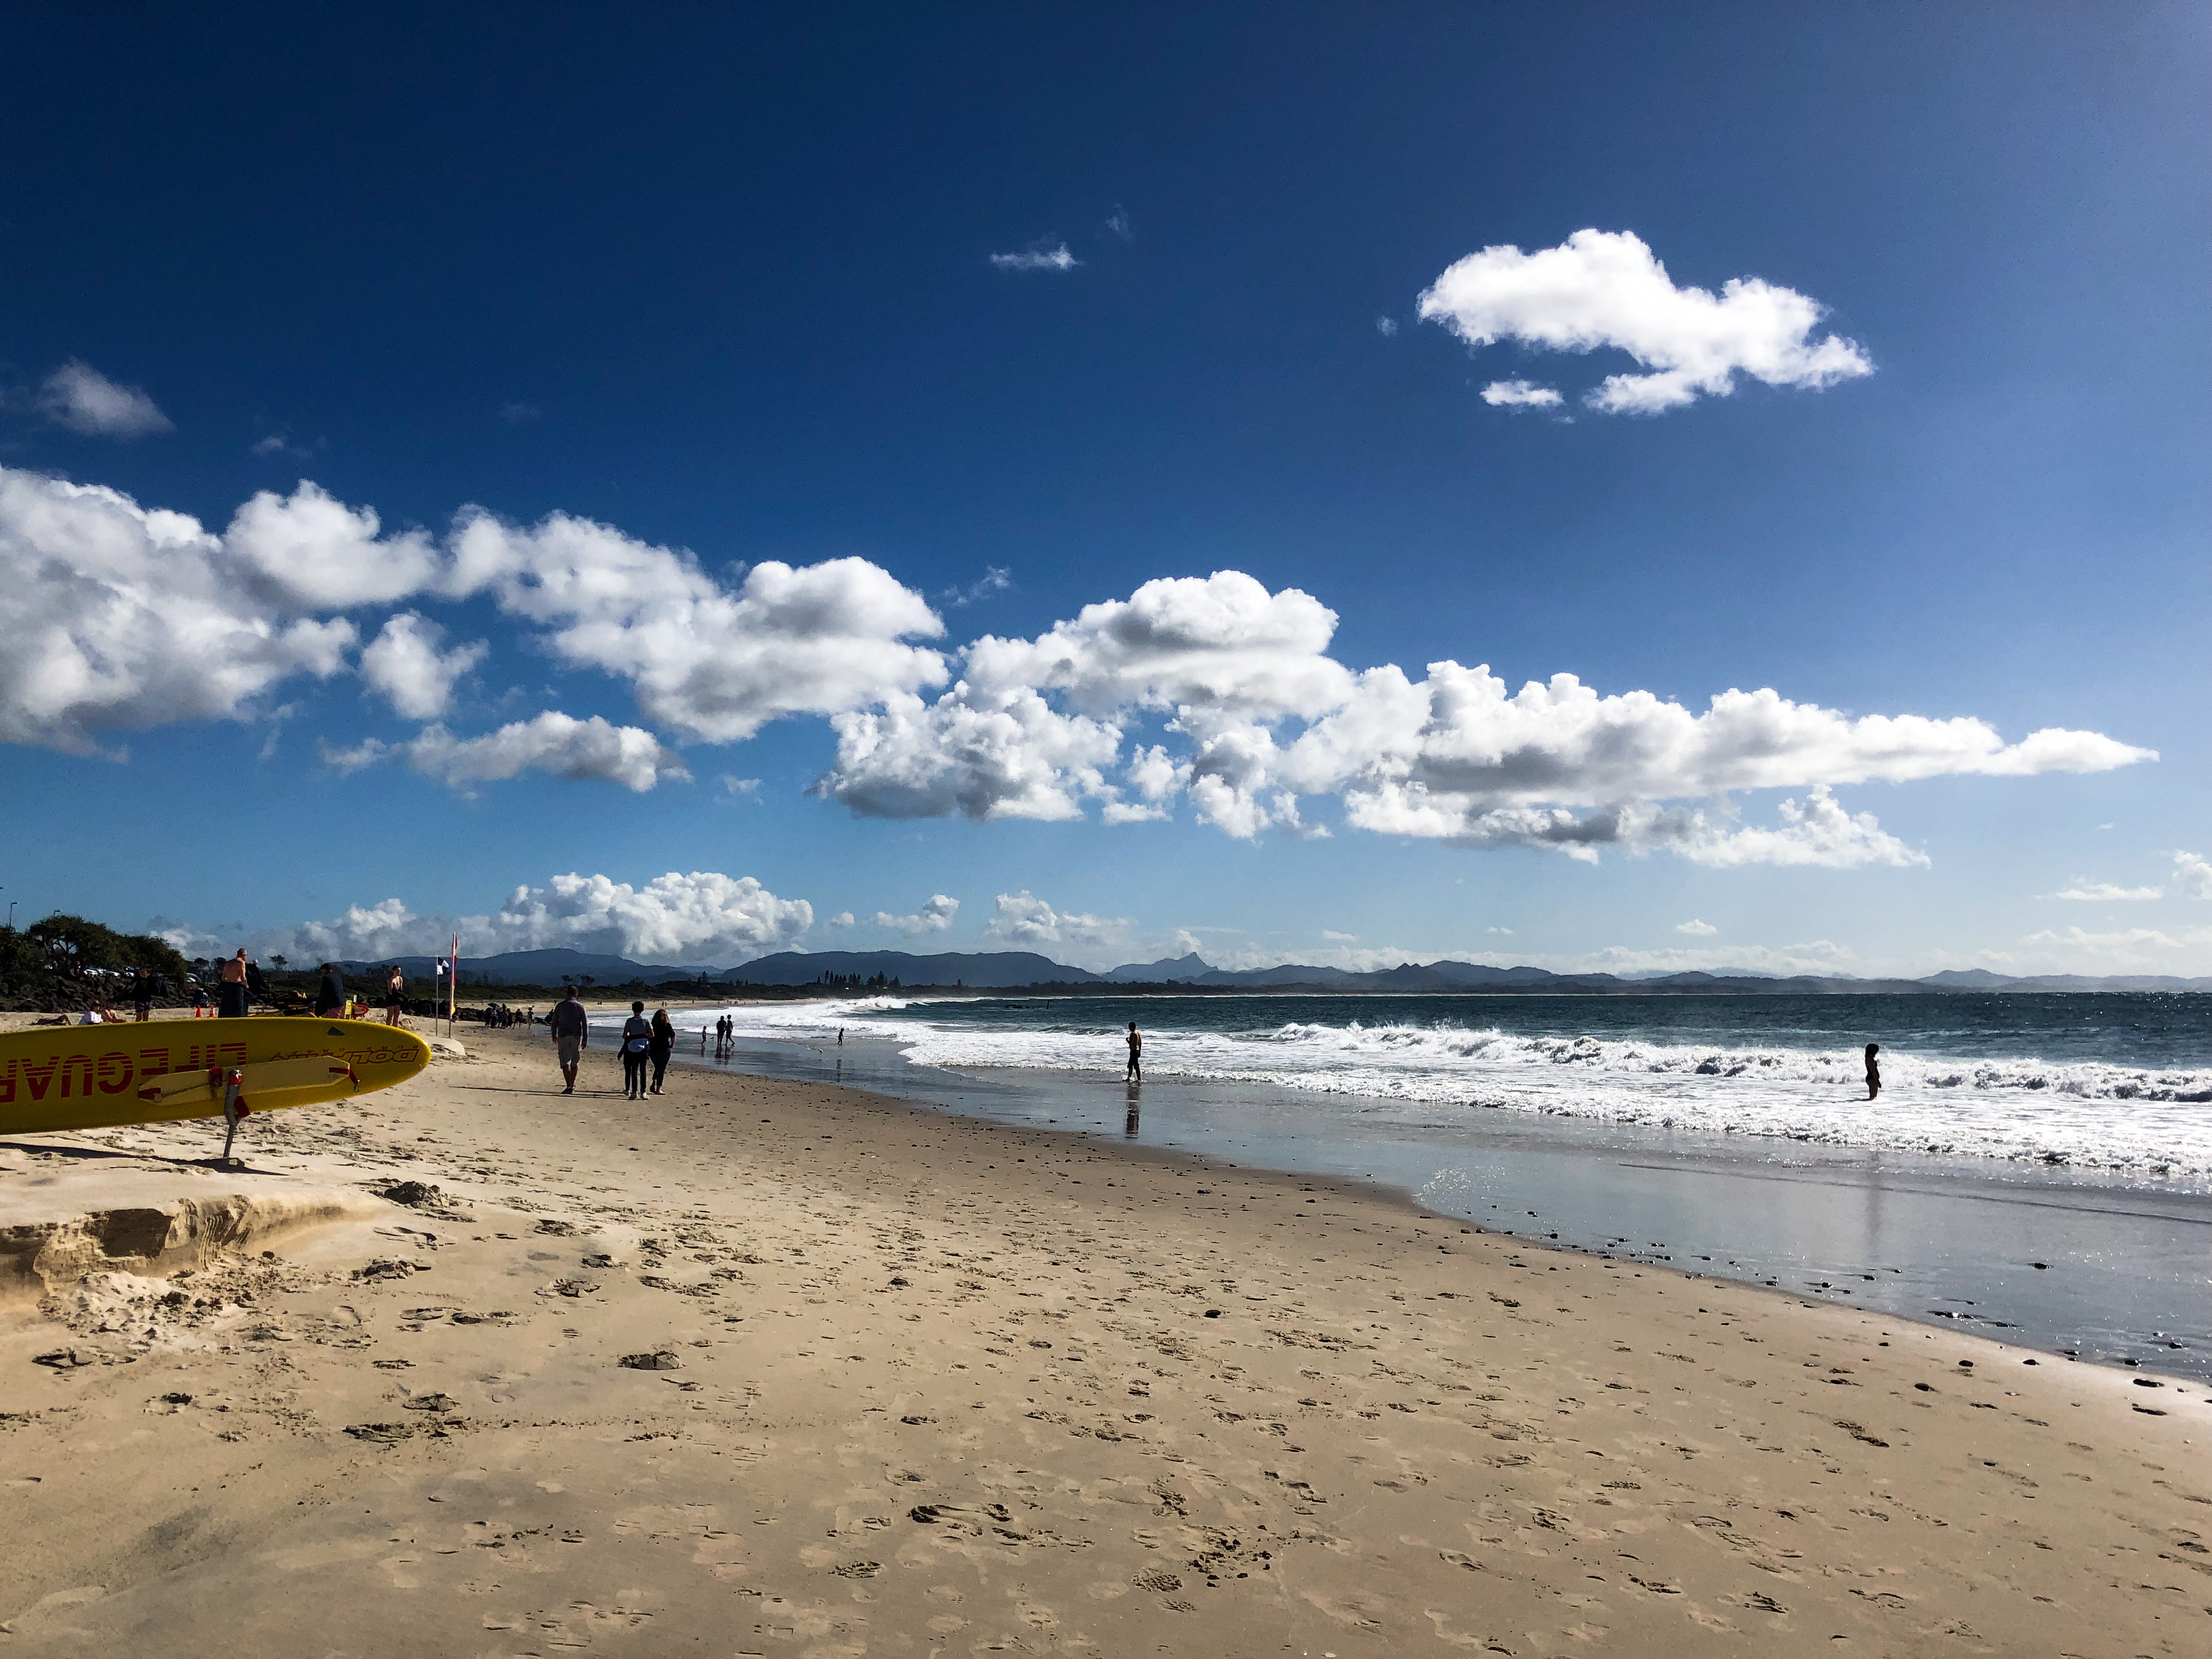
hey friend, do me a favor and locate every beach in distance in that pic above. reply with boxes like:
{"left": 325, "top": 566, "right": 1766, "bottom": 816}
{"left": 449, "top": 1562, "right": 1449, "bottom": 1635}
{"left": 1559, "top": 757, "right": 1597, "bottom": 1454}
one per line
{"left": 4, "top": 1009, "right": 2209, "bottom": 1658}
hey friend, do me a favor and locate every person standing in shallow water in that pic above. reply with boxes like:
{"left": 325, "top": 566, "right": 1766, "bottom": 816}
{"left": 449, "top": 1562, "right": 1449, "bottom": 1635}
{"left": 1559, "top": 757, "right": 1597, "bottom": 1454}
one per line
{"left": 1125, "top": 1020, "right": 1142, "bottom": 1082}
{"left": 1864, "top": 1042, "right": 1882, "bottom": 1101}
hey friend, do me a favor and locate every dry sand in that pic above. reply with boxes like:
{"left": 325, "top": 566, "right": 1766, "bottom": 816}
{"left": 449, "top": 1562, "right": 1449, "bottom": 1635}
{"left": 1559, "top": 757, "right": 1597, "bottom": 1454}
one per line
{"left": 3, "top": 1013, "right": 2208, "bottom": 1657}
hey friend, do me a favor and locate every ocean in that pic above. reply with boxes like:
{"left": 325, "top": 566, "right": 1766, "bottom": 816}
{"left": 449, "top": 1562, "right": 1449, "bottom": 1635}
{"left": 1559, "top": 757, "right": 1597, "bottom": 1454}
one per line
{"left": 714, "top": 991, "right": 2212, "bottom": 1176}
{"left": 636, "top": 991, "right": 2212, "bottom": 1379}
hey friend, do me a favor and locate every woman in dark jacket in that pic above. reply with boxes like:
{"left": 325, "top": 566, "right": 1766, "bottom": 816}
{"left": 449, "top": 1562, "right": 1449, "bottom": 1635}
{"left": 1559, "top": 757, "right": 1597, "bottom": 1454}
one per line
{"left": 648, "top": 1008, "right": 676, "bottom": 1095}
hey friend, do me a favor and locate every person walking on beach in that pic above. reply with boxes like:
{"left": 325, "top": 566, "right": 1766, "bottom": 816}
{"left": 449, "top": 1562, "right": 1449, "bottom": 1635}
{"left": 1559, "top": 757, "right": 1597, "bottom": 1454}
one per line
{"left": 314, "top": 962, "right": 346, "bottom": 1018}
{"left": 648, "top": 1007, "right": 675, "bottom": 1094}
{"left": 1125, "top": 1020, "right": 1142, "bottom": 1082}
{"left": 1864, "top": 1042, "right": 1882, "bottom": 1102}
{"left": 384, "top": 966, "right": 407, "bottom": 1026}
{"left": 218, "top": 949, "right": 251, "bottom": 1019}
{"left": 620, "top": 1001, "right": 653, "bottom": 1099}
{"left": 550, "top": 986, "right": 588, "bottom": 1093}
{"left": 133, "top": 966, "right": 153, "bottom": 1023}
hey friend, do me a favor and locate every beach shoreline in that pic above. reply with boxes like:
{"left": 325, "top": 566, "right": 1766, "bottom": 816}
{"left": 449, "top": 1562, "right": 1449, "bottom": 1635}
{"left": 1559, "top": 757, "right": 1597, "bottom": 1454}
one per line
{"left": 4, "top": 1017, "right": 2207, "bottom": 1656}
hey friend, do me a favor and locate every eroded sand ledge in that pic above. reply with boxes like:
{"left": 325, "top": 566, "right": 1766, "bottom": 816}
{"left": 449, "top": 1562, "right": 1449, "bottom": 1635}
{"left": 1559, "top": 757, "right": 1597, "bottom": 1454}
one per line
{"left": 2, "top": 1021, "right": 2206, "bottom": 1657}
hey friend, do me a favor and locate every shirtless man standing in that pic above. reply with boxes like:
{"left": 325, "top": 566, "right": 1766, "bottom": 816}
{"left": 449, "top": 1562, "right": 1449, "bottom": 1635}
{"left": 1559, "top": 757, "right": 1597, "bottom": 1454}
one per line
{"left": 1125, "top": 1021, "right": 1142, "bottom": 1082}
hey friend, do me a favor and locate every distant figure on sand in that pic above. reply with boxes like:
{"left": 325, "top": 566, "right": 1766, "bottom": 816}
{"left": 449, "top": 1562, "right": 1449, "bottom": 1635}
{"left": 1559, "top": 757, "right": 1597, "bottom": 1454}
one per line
{"left": 385, "top": 966, "right": 407, "bottom": 1026}
{"left": 314, "top": 963, "right": 345, "bottom": 1018}
{"left": 1864, "top": 1042, "right": 1882, "bottom": 1101}
{"left": 550, "top": 986, "right": 588, "bottom": 1093}
{"left": 837, "top": 1027, "right": 844, "bottom": 1047}
{"left": 1125, "top": 1021, "right": 1142, "bottom": 1082}
{"left": 133, "top": 967, "right": 153, "bottom": 1023}
{"left": 620, "top": 1001, "right": 653, "bottom": 1099}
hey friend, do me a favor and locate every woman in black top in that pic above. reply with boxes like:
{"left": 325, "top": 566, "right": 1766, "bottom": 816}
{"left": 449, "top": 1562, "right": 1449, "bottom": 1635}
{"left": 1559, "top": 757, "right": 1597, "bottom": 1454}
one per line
{"left": 648, "top": 1008, "right": 676, "bottom": 1094}
{"left": 619, "top": 1001, "right": 653, "bottom": 1099}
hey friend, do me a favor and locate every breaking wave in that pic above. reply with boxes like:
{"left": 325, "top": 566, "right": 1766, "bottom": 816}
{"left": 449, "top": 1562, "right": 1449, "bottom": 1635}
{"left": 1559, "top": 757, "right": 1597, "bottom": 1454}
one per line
{"left": 696, "top": 1002, "right": 2212, "bottom": 1178}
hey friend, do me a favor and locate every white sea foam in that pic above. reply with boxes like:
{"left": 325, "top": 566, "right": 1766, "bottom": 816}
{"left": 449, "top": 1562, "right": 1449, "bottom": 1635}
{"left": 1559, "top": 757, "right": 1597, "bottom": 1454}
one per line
{"left": 692, "top": 1004, "right": 2212, "bottom": 1178}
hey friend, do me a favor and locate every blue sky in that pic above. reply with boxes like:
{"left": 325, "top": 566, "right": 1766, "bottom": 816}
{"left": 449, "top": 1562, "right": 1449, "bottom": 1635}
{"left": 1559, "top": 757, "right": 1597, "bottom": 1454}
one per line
{"left": 2, "top": 3, "right": 2207, "bottom": 976}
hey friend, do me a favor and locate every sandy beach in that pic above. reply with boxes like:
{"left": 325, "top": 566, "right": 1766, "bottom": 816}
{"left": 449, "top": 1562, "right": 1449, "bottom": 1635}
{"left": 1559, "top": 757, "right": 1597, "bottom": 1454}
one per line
{"left": 4, "top": 1012, "right": 2208, "bottom": 1657}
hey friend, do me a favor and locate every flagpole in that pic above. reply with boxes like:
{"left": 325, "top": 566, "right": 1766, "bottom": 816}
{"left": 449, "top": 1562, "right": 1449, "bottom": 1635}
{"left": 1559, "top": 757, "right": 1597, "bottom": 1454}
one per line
{"left": 449, "top": 933, "right": 459, "bottom": 1032}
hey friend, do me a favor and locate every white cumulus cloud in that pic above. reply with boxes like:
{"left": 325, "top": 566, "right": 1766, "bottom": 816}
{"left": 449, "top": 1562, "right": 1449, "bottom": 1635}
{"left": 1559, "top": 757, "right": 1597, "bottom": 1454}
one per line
{"left": 1419, "top": 229, "right": 1873, "bottom": 415}
{"left": 405, "top": 712, "right": 689, "bottom": 794}
{"left": 873, "top": 894, "right": 960, "bottom": 935}
{"left": 249, "top": 870, "right": 811, "bottom": 966}
{"left": 814, "top": 567, "right": 2149, "bottom": 868}
{"left": 37, "top": 360, "right": 173, "bottom": 438}
{"left": 0, "top": 466, "right": 2158, "bottom": 866}
{"left": 982, "top": 891, "right": 1129, "bottom": 952}
{"left": 2170, "top": 851, "right": 2212, "bottom": 901}
{"left": 1282, "top": 663, "right": 2145, "bottom": 862}
{"left": 446, "top": 510, "right": 946, "bottom": 742}
{"left": 1481, "top": 379, "right": 1562, "bottom": 408}
{"left": 816, "top": 571, "right": 1351, "bottom": 829}
{"left": 359, "top": 612, "right": 487, "bottom": 719}
{"left": 0, "top": 467, "right": 356, "bottom": 754}
{"left": 1675, "top": 919, "right": 1718, "bottom": 936}
{"left": 321, "top": 712, "right": 687, "bottom": 794}
{"left": 224, "top": 481, "right": 442, "bottom": 610}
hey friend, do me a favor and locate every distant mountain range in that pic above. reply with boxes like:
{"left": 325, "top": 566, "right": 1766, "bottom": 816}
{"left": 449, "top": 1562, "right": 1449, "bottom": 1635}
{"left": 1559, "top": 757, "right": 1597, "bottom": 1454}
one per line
{"left": 328, "top": 944, "right": 2212, "bottom": 995}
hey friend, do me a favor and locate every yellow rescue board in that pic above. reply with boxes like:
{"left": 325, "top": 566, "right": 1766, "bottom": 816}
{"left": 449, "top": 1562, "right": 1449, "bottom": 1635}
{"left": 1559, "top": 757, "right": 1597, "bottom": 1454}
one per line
{"left": 0, "top": 1018, "right": 431, "bottom": 1135}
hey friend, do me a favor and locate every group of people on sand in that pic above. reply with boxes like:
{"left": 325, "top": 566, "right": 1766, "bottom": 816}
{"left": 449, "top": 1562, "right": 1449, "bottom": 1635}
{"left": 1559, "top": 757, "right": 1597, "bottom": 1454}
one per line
{"left": 544, "top": 985, "right": 676, "bottom": 1099}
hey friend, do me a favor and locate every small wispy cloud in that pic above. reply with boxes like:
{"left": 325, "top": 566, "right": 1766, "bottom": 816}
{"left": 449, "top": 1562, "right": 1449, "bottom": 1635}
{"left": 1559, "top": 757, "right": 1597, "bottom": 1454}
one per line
{"left": 1674, "top": 918, "right": 1719, "bottom": 935}
{"left": 1322, "top": 929, "right": 1357, "bottom": 943}
{"left": 941, "top": 566, "right": 1012, "bottom": 607}
{"left": 1374, "top": 316, "right": 1399, "bottom": 337}
{"left": 38, "top": 360, "right": 173, "bottom": 438}
{"left": 1487, "top": 926, "right": 1514, "bottom": 935}
{"left": 990, "top": 243, "right": 1079, "bottom": 273}
{"left": 2046, "top": 883, "right": 2163, "bottom": 902}
{"left": 717, "top": 774, "right": 763, "bottom": 803}
{"left": 1105, "top": 205, "right": 1132, "bottom": 241}
{"left": 500, "top": 401, "right": 544, "bottom": 424}
{"left": 251, "top": 430, "right": 322, "bottom": 461}
{"left": 1482, "top": 379, "right": 1563, "bottom": 409}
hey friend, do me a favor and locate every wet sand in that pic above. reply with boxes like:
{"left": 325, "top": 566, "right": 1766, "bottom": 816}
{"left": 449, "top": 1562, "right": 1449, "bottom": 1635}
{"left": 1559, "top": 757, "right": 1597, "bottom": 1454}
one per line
{"left": 3, "top": 1017, "right": 2208, "bottom": 1656}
